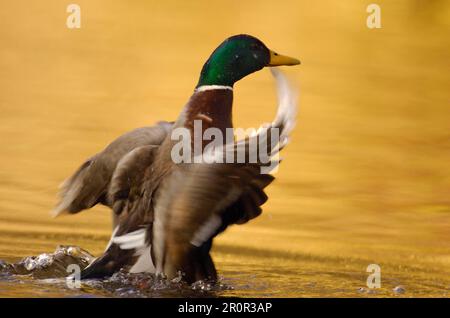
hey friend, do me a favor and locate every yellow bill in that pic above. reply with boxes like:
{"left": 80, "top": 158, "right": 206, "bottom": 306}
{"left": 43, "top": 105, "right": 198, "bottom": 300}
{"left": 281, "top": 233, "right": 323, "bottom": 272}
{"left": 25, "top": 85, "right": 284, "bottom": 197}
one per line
{"left": 268, "top": 50, "right": 300, "bottom": 66}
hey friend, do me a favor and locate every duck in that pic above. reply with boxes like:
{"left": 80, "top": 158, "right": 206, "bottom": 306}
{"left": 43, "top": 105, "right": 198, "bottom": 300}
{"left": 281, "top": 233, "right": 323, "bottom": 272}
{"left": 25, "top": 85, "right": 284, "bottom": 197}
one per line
{"left": 53, "top": 34, "right": 300, "bottom": 283}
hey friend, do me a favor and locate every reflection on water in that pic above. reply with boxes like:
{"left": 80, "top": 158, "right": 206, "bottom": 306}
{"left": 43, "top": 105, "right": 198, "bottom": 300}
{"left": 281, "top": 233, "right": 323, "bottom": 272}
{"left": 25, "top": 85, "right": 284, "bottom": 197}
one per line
{"left": 0, "top": 0, "right": 449, "bottom": 297}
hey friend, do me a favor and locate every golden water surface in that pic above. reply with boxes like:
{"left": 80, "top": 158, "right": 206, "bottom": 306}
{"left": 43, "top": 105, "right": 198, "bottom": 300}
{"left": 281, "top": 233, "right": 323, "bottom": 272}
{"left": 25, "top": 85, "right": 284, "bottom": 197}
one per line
{"left": 0, "top": 0, "right": 449, "bottom": 297}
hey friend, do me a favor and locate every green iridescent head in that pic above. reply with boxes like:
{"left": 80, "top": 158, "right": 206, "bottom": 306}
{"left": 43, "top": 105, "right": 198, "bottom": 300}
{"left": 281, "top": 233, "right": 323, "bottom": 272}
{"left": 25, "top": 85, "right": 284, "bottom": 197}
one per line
{"left": 196, "top": 34, "right": 300, "bottom": 88}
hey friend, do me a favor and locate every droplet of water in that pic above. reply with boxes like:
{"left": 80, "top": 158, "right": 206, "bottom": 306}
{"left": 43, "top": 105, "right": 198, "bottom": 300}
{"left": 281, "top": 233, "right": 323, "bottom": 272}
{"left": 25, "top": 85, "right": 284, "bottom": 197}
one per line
{"left": 23, "top": 257, "right": 36, "bottom": 271}
{"left": 393, "top": 285, "right": 405, "bottom": 294}
{"left": 0, "top": 259, "right": 13, "bottom": 274}
{"left": 0, "top": 260, "right": 8, "bottom": 269}
{"left": 171, "top": 271, "right": 184, "bottom": 284}
{"left": 35, "top": 253, "right": 54, "bottom": 268}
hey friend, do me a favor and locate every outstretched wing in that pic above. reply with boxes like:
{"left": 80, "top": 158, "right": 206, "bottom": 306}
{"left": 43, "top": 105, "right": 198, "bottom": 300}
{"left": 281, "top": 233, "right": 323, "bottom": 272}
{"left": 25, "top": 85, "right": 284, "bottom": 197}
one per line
{"left": 80, "top": 144, "right": 161, "bottom": 279}
{"left": 53, "top": 121, "right": 172, "bottom": 217}
{"left": 153, "top": 68, "right": 297, "bottom": 281}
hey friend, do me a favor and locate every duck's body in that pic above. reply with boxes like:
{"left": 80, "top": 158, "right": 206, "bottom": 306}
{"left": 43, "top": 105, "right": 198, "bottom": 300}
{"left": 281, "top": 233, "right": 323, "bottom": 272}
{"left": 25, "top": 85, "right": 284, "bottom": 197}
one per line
{"left": 54, "top": 35, "right": 299, "bottom": 283}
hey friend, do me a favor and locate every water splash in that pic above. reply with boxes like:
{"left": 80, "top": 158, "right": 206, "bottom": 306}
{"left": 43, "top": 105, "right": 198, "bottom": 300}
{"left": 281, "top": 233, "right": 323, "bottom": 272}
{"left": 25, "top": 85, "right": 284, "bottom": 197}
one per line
{"left": 5, "top": 246, "right": 94, "bottom": 279}
{"left": 0, "top": 246, "right": 233, "bottom": 297}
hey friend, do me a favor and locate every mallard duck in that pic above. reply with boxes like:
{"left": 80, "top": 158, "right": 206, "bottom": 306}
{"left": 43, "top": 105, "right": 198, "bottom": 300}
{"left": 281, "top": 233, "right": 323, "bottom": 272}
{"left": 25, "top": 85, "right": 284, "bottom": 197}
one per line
{"left": 54, "top": 34, "right": 300, "bottom": 283}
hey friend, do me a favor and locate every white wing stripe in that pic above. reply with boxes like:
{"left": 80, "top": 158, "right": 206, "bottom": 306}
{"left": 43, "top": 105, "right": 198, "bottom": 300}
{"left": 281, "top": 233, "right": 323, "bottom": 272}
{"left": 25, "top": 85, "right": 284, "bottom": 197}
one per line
{"left": 190, "top": 215, "right": 222, "bottom": 247}
{"left": 112, "top": 228, "right": 147, "bottom": 250}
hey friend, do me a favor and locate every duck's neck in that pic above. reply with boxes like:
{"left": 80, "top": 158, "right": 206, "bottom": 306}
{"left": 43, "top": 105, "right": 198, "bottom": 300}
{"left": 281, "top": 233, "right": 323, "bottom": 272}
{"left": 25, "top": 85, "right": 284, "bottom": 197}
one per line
{"left": 183, "top": 86, "right": 234, "bottom": 135}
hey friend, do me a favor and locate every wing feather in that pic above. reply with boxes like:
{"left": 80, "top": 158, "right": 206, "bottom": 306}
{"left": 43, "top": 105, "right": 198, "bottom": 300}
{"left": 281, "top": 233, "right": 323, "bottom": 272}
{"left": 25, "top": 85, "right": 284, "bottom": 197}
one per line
{"left": 53, "top": 121, "right": 172, "bottom": 217}
{"left": 153, "top": 68, "right": 297, "bottom": 279}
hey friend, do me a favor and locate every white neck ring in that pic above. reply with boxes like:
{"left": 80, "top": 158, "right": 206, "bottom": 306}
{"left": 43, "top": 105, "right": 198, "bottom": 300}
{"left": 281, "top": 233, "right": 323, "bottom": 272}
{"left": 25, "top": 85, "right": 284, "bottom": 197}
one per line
{"left": 195, "top": 85, "right": 233, "bottom": 92}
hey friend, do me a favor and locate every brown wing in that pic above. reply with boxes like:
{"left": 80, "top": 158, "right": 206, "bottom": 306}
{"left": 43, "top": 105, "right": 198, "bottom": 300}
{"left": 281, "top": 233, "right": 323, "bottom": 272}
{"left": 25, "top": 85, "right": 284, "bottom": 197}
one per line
{"left": 53, "top": 121, "right": 172, "bottom": 217}
{"left": 108, "top": 144, "right": 160, "bottom": 229}
{"left": 153, "top": 68, "right": 297, "bottom": 281}
{"left": 151, "top": 162, "right": 274, "bottom": 282}
{"left": 80, "top": 145, "right": 160, "bottom": 279}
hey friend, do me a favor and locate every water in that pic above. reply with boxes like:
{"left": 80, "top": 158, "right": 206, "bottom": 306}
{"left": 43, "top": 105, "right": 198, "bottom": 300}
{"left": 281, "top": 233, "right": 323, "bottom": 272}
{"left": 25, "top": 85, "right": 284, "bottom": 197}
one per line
{"left": 0, "top": 247, "right": 234, "bottom": 297}
{"left": 0, "top": 0, "right": 449, "bottom": 297}
{"left": 1, "top": 246, "right": 448, "bottom": 297}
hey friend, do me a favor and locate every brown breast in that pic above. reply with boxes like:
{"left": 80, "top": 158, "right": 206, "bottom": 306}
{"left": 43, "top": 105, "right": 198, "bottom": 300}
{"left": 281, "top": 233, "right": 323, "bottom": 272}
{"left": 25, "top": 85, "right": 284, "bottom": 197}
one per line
{"left": 184, "top": 89, "right": 234, "bottom": 150}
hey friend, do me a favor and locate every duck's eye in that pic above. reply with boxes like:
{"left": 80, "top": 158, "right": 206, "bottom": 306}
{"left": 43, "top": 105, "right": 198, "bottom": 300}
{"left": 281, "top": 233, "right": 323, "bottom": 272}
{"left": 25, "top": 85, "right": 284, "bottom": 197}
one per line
{"left": 250, "top": 43, "right": 259, "bottom": 51}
